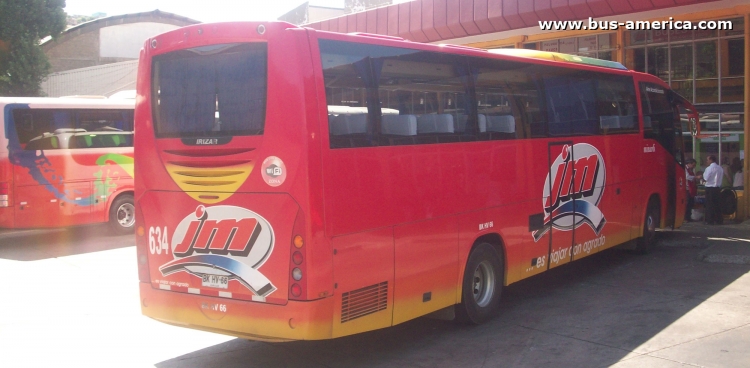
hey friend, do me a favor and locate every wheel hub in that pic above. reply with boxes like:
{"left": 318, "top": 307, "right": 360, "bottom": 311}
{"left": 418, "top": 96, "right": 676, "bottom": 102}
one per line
{"left": 472, "top": 260, "right": 495, "bottom": 307}
{"left": 117, "top": 203, "right": 135, "bottom": 228}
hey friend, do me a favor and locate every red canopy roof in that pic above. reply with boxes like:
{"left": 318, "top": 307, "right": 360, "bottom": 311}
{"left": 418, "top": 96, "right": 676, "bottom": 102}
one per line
{"left": 305, "top": 0, "right": 714, "bottom": 43}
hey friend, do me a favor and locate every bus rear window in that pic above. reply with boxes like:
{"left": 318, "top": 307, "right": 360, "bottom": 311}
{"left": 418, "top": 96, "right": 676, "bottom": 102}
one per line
{"left": 152, "top": 43, "right": 267, "bottom": 138}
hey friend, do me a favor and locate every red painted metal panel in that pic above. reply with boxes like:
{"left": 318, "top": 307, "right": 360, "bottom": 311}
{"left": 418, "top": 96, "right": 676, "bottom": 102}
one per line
{"left": 320, "top": 20, "right": 329, "bottom": 31}
{"left": 605, "top": 0, "right": 633, "bottom": 14}
{"left": 447, "top": 0, "right": 468, "bottom": 37}
{"left": 338, "top": 15, "right": 348, "bottom": 33}
{"left": 410, "top": 1, "right": 429, "bottom": 42}
{"left": 550, "top": 0, "right": 577, "bottom": 21}
{"left": 534, "top": 0, "right": 558, "bottom": 21}
{"left": 377, "top": 7, "right": 389, "bottom": 35}
{"left": 519, "top": 0, "right": 541, "bottom": 27}
{"left": 392, "top": 217, "right": 458, "bottom": 325}
{"left": 568, "top": 0, "right": 595, "bottom": 19}
{"left": 347, "top": 13, "right": 357, "bottom": 33}
{"left": 503, "top": 0, "right": 527, "bottom": 29}
{"left": 422, "top": 0, "right": 442, "bottom": 41}
{"left": 367, "top": 8, "right": 377, "bottom": 34}
{"left": 627, "top": 0, "right": 655, "bottom": 11}
{"left": 329, "top": 17, "right": 339, "bottom": 33}
{"left": 388, "top": 5, "right": 400, "bottom": 36}
{"left": 586, "top": 0, "right": 613, "bottom": 17}
{"left": 487, "top": 0, "right": 511, "bottom": 31}
{"left": 356, "top": 12, "right": 367, "bottom": 33}
{"left": 460, "top": 0, "right": 482, "bottom": 36}
{"left": 674, "top": 0, "right": 698, "bottom": 4}
{"left": 398, "top": 2, "right": 412, "bottom": 39}
{"left": 651, "top": 0, "right": 676, "bottom": 7}
{"left": 474, "top": 0, "right": 495, "bottom": 34}
{"left": 433, "top": 0, "right": 455, "bottom": 39}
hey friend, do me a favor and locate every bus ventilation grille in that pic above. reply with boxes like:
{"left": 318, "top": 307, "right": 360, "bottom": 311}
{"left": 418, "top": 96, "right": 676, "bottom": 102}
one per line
{"left": 341, "top": 281, "right": 388, "bottom": 323}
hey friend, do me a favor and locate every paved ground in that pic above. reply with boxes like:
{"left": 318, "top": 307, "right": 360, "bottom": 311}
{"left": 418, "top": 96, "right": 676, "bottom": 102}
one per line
{"left": 0, "top": 221, "right": 748, "bottom": 367}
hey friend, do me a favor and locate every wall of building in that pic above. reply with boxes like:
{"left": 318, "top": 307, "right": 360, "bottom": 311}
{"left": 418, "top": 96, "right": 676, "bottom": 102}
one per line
{"left": 41, "top": 60, "right": 138, "bottom": 97}
{"left": 42, "top": 11, "right": 198, "bottom": 73}
{"left": 99, "top": 22, "right": 182, "bottom": 59}
{"left": 44, "top": 30, "right": 101, "bottom": 72}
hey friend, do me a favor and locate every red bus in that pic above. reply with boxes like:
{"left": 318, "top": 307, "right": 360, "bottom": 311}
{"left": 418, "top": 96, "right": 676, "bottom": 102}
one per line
{"left": 135, "top": 22, "right": 697, "bottom": 341}
{"left": 0, "top": 98, "right": 135, "bottom": 233}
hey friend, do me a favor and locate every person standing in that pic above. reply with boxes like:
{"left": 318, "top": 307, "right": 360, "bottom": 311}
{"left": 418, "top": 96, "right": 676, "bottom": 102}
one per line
{"left": 684, "top": 158, "right": 698, "bottom": 222}
{"left": 703, "top": 155, "right": 724, "bottom": 225}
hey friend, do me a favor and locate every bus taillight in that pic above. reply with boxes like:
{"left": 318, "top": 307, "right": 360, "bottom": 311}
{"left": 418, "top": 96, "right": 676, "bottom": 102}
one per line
{"left": 289, "top": 215, "right": 307, "bottom": 300}
{"left": 134, "top": 207, "right": 151, "bottom": 283}
{"left": 0, "top": 182, "right": 8, "bottom": 207}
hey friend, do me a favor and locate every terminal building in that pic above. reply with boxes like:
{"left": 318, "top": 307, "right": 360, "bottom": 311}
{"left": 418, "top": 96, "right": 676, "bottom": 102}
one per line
{"left": 304, "top": 0, "right": 749, "bottom": 217}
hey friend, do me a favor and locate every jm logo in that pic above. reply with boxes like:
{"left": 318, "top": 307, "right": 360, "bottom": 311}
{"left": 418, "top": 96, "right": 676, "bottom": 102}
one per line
{"left": 159, "top": 205, "right": 276, "bottom": 298}
{"left": 173, "top": 206, "right": 261, "bottom": 257}
{"left": 533, "top": 144, "right": 606, "bottom": 242}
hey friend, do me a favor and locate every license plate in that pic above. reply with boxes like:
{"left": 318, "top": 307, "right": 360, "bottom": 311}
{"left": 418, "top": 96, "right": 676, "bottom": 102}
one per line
{"left": 201, "top": 274, "right": 229, "bottom": 289}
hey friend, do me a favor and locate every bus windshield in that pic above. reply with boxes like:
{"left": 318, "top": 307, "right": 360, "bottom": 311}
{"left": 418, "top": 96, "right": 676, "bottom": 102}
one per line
{"left": 151, "top": 42, "right": 267, "bottom": 138}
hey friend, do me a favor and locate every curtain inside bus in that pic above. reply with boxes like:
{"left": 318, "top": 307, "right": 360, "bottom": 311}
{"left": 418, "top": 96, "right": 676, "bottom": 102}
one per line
{"left": 152, "top": 43, "right": 267, "bottom": 138}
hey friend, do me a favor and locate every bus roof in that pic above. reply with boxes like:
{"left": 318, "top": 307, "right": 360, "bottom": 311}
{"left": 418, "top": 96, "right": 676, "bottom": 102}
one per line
{"left": 0, "top": 97, "right": 134, "bottom": 109}
{"left": 488, "top": 48, "right": 628, "bottom": 71}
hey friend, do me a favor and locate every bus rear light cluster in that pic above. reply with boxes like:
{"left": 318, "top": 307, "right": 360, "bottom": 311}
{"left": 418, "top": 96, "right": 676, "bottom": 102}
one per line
{"left": 289, "top": 214, "right": 308, "bottom": 301}
{"left": 0, "top": 182, "right": 8, "bottom": 207}
{"left": 134, "top": 208, "right": 151, "bottom": 283}
{"left": 290, "top": 234, "right": 306, "bottom": 299}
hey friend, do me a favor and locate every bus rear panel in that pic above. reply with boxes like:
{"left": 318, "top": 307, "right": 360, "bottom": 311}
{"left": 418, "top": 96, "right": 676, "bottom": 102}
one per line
{"left": 135, "top": 22, "right": 334, "bottom": 341}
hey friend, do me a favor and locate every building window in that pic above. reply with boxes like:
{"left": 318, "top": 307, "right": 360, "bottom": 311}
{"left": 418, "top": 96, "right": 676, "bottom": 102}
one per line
{"left": 624, "top": 17, "right": 744, "bottom": 105}
{"left": 526, "top": 33, "right": 617, "bottom": 61}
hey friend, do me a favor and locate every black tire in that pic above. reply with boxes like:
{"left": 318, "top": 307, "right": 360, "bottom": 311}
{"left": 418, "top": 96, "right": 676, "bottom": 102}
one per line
{"left": 636, "top": 200, "right": 659, "bottom": 254}
{"left": 456, "top": 243, "right": 503, "bottom": 324}
{"left": 109, "top": 194, "right": 135, "bottom": 235}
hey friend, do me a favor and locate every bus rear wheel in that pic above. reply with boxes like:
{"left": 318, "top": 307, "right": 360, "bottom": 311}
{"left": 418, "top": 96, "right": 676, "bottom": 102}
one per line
{"left": 636, "top": 200, "right": 659, "bottom": 254}
{"left": 456, "top": 243, "right": 503, "bottom": 324}
{"left": 109, "top": 194, "right": 135, "bottom": 235}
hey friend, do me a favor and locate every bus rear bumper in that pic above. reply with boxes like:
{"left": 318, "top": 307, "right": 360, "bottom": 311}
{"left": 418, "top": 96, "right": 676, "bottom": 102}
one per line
{"left": 139, "top": 282, "right": 334, "bottom": 341}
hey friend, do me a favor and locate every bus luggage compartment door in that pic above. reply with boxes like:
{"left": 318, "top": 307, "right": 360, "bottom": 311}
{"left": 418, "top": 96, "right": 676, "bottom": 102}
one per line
{"left": 331, "top": 228, "right": 394, "bottom": 338}
{"left": 544, "top": 141, "right": 577, "bottom": 269}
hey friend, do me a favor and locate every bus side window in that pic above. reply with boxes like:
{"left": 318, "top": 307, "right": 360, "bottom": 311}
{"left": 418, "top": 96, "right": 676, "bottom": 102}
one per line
{"left": 377, "top": 53, "right": 469, "bottom": 145}
{"left": 470, "top": 57, "right": 546, "bottom": 140}
{"left": 596, "top": 75, "right": 638, "bottom": 135}
{"left": 320, "top": 41, "right": 377, "bottom": 148}
{"left": 74, "top": 109, "right": 134, "bottom": 148}
{"left": 544, "top": 73, "right": 598, "bottom": 137}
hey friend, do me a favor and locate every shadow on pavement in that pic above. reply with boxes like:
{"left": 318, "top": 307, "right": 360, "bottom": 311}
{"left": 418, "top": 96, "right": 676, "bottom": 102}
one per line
{"left": 0, "top": 224, "right": 134, "bottom": 261}
{"left": 155, "top": 223, "right": 750, "bottom": 368}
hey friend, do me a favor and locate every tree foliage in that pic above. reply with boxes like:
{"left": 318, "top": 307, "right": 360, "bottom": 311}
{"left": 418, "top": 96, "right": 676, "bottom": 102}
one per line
{"left": 0, "top": 0, "right": 67, "bottom": 96}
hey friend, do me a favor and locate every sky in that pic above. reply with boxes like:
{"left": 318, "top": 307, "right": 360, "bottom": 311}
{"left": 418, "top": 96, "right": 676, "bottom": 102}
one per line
{"left": 63, "top": 0, "right": 347, "bottom": 23}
